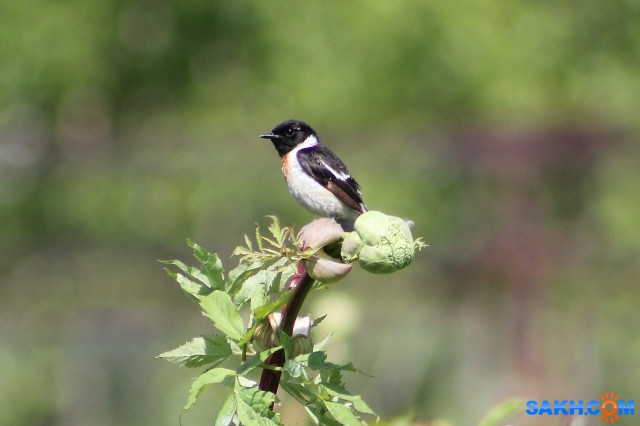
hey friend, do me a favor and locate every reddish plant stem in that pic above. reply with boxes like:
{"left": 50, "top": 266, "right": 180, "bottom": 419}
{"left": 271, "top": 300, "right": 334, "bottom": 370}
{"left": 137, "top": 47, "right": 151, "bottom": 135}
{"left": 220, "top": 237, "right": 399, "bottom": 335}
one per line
{"left": 258, "top": 266, "right": 314, "bottom": 405}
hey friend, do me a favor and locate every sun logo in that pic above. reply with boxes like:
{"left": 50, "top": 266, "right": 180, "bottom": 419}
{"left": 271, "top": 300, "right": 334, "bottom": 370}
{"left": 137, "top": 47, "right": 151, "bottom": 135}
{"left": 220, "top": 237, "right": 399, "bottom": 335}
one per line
{"left": 600, "top": 392, "right": 620, "bottom": 424}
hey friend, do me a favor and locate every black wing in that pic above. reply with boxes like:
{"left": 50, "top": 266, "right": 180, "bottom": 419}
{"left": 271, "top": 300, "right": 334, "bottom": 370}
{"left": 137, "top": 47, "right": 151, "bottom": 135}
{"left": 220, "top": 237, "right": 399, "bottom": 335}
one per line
{"left": 297, "top": 146, "right": 367, "bottom": 213}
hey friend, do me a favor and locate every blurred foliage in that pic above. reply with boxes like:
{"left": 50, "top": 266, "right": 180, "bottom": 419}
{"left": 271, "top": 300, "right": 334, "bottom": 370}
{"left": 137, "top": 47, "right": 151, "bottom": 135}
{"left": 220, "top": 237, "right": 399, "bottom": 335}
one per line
{"left": 1, "top": 0, "right": 640, "bottom": 425}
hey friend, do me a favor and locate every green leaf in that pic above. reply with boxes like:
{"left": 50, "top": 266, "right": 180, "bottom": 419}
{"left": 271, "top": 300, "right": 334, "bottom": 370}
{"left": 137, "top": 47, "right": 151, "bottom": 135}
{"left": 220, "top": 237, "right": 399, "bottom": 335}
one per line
{"left": 214, "top": 393, "right": 237, "bottom": 426}
{"left": 267, "top": 215, "right": 283, "bottom": 246}
{"left": 237, "top": 325, "right": 256, "bottom": 346}
{"left": 244, "top": 234, "right": 253, "bottom": 251}
{"left": 235, "top": 383, "right": 282, "bottom": 425}
{"left": 253, "top": 289, "right": 294, "bottom": 319}
{"left": 308, "top": 351, "right": 357, "bottom": 372}
{"left": 161, "top": 259, "right": 211, "bottom": 287}
{"left": 236, "top": 398, "right": 281, "bottom": 426}
{"left": 280, "top": 381, "right": 311, "bottom": 406}
{"left": 315, "top": 411, "right": 344, "bottom": 426}
{"left": 269, "top": 261, "right": 296, "bottom": 293}
{"left": 312, "top": 314, "right": 327, "bottom": 327}
{"left": 479, "top": 399, "right": 526, "bottom": 426}
{"left": 323, "top": 401, "right": 362, "bottom": 426}
{"left": 255, "top": 223, "right": 264, "bottom": 251}
{"left": 313, "top": 332, "right": 333, "bottom": 352}
{"left": 232, "top": 246, "right": 252, "bottom": 257}
{"left": 284, "top": 359, "right": 305, "bottom": 378}
{"left": 184, "top": 368, "right": 235, "bottom": 410}
{"left": 199, "top": 291, "right": 245, "bottom": 341}
{"left": 189, "top": 240, "right": 226, "bottom": 290}
{"left": 164, "top": 269, "right": 210, "bottom": 299}
{"left": 303, "top": 406, "right": 322, "bottom": 425}
{"left": 157, "top": 335, "right": 232, "bottom": 368}
{"left": 237, "top": 347, "right": 280, "bottom": 376}
{"left": 233, "top": 270, "right": 278, "bottom": 306}
{"left": 227, "top": 261, "right": 265, "bottom": 292}
{"left": 324, "top": 383, "right": 376, "bottom": 416}
{"left": 250, "top": 284, "right": 267, "bottom": 312}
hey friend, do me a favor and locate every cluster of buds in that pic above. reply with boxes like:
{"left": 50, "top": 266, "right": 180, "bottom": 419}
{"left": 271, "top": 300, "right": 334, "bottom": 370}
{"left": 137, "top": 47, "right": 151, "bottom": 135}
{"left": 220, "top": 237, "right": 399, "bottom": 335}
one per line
{"left": 255, "top": 211, "right": 422, "bottom": 355}
{"left": 299, "top": 211, "right": 422, "bottom": 281}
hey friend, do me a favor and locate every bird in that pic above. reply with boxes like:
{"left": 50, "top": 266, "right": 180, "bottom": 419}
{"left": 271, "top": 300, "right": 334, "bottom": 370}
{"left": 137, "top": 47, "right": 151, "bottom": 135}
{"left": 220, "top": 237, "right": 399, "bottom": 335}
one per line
{"left": 260, "top": 120, "right": 367, "bottom": 229}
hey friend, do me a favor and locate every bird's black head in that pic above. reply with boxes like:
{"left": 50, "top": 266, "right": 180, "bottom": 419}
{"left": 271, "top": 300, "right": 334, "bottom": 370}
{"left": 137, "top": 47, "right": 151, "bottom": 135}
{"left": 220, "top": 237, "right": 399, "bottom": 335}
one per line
{"left": 259, "top": 120, "right": 317, "bottom": 157}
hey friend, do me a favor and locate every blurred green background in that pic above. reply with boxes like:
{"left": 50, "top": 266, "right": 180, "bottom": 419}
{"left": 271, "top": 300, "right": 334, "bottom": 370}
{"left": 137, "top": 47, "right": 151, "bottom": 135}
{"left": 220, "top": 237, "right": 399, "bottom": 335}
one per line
{"left": 2, "top": 1, "right": 639, "bottom": 425}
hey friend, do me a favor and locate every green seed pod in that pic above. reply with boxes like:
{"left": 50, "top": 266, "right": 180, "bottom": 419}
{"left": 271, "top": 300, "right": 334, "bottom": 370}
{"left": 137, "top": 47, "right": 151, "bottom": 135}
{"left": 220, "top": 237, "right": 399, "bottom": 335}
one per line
{"left": 352, "top": 211, "right": 416, "bottom": 274}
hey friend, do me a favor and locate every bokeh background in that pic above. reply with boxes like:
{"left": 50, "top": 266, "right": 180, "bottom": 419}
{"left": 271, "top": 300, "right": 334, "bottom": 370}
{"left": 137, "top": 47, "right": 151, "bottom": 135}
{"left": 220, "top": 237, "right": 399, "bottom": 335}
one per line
{"left": 2, "top": 1, "right": 639, "bottom": 425}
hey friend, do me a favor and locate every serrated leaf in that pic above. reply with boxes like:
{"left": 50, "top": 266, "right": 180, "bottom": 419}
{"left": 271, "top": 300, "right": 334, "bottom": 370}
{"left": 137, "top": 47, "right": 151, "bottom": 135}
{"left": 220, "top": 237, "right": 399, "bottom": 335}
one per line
{"left": 236, "top": 397, "right": 282, "bottom": 426}
{"left": 161, "top": 259, "right": 212, "bottom": 287}
{"left": 284, "top": 359, "right": 305, "bottom": 378}
{"left": 312, "top": 314, "right": 327, "bottom": 327}
{"left": 250, "top": 284, "right": 267, "bottom": 312}
{"left": 312, "top": 332, "right": 333, "bottom": 352}
{"left": 235, "top": 385, "right": 282, "bottom": 425}
{"left": 272, "top": 267, "right": 294, "bottom": 293}
{"left": 236, "top": 375, "right": 257, "bottom": 388}
{"left": 157, "top": 335, "right": 232, "bottom": 368}
{"left": 227, "top": 261, "right": 265, "bottom": 292}
{"left": 189, "top": 240, "right": 226, "bottom": 290}
{"left": 237, "top": 347, "right": 280, "bottom": 376}
{"left": 237, "top": 325, "right": 256, "bottom": 346}
{"left": 244, "top": 234, "right": 253, "bottom": 251}
{"left": 232, "top": 246, "right": 252, "bottom": 257}
{"left": 184, "top": 368, "right": 235, "bottom": 410}
{"left": 214, "top": 393, "right": 237, "bottom": 426}
{"left": 199, "top": 291, "right": 245, "bottom": 341}
{"left": 267, "top": 215, "right": 282, "bottom": 246}
{"left": 253, "top": 289, "right": 294, "bottom": 319}
{"left": 280, "top": 381, "right": 311, "bottom": 406}
{"left": 233, "top": 270, "right": 278, "bottom": 307}
{"left": 323, "top": 401, "right": 362, "bottom": 426}
{"left": 235, "top": 384, "right": 276, "bottom": 412}
{"left": 479, "top": 399, "right": 526, "bottom": 426}
{"left": 255, "top": 224, "right": 264, "bottom": 251}
{"left": 324, "top": 383, "right": 376, "bottom": 416}
{"left": 308, "top": 352, "right": 357, "bottom": 372}
{"left": 315, "top": 411, "right": 343, "bottom": 426}
{"left": 165, "top": 269, "right": 210, "bottom": 299}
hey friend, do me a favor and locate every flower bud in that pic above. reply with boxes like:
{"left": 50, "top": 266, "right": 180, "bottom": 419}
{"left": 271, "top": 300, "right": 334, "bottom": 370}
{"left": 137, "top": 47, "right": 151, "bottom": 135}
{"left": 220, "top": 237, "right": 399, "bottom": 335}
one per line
{"left": 306, "top": 251, "right": 353, "bottom": 283}
{"left": 352, "top": 211, "right": 417, "bottom": 274}
{"left": 299, "top": 218, "right": 344, "bottom": 251}
{"left": 290, "top": 335, "right": 314, "bottom": 357}
{"left": 299, "top": 218, "right": 353, "bottom": 283}
{"left": 253, "top": 315, "right": 280, "bottom": 352}
{"left": 253, "top": 313, "right": 312, "bottom": 352}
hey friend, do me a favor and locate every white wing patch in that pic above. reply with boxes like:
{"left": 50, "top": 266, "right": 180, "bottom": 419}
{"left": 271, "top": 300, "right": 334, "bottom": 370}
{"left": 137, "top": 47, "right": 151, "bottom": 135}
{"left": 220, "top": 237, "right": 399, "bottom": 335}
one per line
{"left": 319, "top": 160, "right": 350, "bottom": 181}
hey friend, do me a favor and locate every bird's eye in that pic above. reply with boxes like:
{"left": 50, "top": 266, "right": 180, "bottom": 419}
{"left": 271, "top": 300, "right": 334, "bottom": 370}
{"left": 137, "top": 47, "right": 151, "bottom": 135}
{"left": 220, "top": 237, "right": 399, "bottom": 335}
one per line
{"left": 286, "top": 128, "right": 295, "bottom": 136}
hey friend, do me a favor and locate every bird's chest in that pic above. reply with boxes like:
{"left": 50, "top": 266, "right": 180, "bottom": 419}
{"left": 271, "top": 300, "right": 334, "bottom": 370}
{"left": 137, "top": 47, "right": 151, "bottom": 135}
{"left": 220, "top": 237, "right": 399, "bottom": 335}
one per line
{"left": 281, "top": 153, "right": 345, "bottom": 216}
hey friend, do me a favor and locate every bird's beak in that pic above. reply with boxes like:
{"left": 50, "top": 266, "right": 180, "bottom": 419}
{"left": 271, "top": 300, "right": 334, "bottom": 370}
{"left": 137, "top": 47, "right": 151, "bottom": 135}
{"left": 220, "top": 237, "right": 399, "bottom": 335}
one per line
{"left": 259, "top": 133, "right": 282, "bottom": 140}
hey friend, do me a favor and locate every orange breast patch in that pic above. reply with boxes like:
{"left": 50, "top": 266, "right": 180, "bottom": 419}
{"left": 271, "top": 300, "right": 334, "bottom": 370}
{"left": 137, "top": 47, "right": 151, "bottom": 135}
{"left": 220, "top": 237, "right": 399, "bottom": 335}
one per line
{"left": 281, "top": 153, "right": 290, "bottom": 179}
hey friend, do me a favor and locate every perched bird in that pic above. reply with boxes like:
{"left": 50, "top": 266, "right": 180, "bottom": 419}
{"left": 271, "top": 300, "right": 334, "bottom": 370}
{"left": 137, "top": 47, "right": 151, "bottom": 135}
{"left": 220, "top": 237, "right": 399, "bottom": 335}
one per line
{"left": 260, "top": 120, "right": 367, "bottom": 229}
